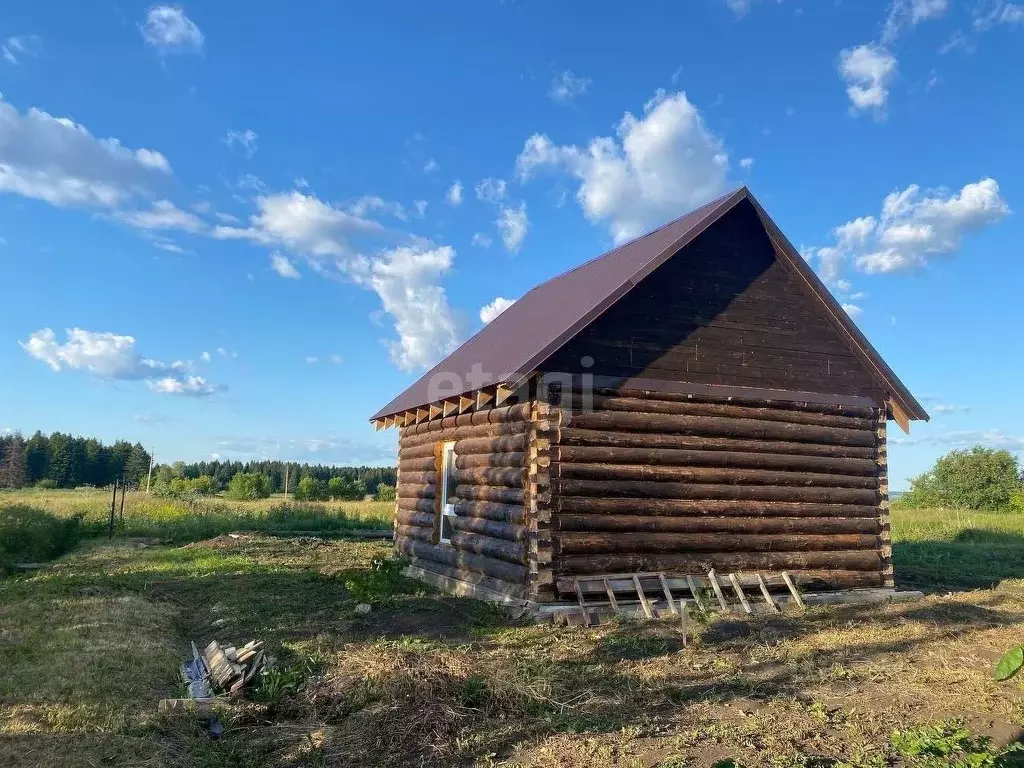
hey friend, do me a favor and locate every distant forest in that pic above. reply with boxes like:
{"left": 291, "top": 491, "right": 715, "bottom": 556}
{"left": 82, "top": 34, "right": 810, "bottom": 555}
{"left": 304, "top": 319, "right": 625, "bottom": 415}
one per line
{"left": 157, "top": 460, "right": 397, "bottom": 496}
{"left": 0, "top": 432, "right": 152, "bottom": 489}
{"left": 0, "top": 431, "right": 397, "bottom": 493}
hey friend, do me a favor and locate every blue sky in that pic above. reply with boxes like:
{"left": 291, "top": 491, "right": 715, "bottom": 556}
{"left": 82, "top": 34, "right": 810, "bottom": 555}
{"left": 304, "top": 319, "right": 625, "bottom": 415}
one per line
{"left": 0, "top": 1, "right": 1021, "bottom": 488}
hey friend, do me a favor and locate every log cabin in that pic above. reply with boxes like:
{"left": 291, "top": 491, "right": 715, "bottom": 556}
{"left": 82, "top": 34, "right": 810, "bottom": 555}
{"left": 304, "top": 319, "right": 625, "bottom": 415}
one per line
{"left": 370, "top": 187, "right": 928, "bottom": 613}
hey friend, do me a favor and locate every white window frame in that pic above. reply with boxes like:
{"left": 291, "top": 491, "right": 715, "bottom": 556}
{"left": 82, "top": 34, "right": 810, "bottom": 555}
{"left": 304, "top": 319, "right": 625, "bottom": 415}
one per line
{"left": 439, "top": 441, "right": 457, "bottom": 545}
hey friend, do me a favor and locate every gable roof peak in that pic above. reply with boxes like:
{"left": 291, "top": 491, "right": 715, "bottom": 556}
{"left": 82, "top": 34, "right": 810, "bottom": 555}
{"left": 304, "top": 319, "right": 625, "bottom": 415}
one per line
{"left": 371, "top": 188, "right": 927, "bottom": 426}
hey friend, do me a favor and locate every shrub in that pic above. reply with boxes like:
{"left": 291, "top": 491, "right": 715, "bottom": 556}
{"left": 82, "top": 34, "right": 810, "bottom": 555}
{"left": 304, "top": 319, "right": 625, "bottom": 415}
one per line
{"left": 35, "top": 479, "right": 58, "bottom": 490}
{"left": 326, "top": 476, "right": 365, "bottom": 501}
{"left": 294, "top": 476, "right": 328, "bottom": 501}
{"left": 0, "top": 504, "right": 83, "bottom": 573}
{"left": 375, "top": 483, "right": 396, "bottom": 502}
{"left": 225, "top": 472, "right": 272, "bottom": 500}
{"left": 327, "top": 476, "right": 346, "bottom": 500}
{"left": 898, "top": 446, "right": 1023, "bottom": 511}
{"left": 155, "top": 474, "right": 218, "bottom": 499}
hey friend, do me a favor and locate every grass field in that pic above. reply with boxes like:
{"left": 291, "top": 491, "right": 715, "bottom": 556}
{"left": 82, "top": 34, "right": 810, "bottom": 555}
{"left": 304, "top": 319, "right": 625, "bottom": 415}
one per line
{"left": 0, "top": 487, "right": 392, "bottom": 545}
{"left": 2, "top": 493, "right": 1023, "bottom": 767}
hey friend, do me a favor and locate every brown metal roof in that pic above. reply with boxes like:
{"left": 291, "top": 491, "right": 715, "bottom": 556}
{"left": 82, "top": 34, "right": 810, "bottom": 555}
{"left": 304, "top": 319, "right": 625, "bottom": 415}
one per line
{"left": 370, "top": 187, "right": 928, "bottom": 423}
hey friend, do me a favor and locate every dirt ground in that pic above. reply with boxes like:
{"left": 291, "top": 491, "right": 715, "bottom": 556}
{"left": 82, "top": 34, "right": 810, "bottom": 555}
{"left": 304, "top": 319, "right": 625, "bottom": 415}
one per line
{"left": 1, "top": 534, "right": 1023, "bottom": 767}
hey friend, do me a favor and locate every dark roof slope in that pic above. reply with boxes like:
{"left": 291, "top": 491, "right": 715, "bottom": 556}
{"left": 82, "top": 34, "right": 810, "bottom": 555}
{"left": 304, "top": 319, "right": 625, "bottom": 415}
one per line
{"left": 371, "top": 187, "right": 928, "bottom": 422}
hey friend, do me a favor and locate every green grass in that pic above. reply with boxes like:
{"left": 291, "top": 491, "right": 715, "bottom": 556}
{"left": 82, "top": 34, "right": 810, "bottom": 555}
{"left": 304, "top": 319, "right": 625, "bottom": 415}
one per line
{"left": 0, "top": 487, "right": 392, "bottom": 547}
{"left": 2, "top": 501, "right": 1024, "bottom": 766}
{"left": 891, "top": 507, "right": 1024, "bottom": 591}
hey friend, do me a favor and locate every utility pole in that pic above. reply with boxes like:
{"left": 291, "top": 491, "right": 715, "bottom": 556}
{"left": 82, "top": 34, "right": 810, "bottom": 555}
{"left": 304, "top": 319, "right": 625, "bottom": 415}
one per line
{"left": 146, "top": 450, "right": 154, "bottom": 494}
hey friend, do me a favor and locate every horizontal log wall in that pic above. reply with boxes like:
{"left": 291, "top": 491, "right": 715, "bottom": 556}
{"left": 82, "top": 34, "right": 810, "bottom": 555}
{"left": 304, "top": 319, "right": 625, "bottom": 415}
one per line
{"left": 549, "top": 390, "right": 887, "bottom": 593}
{"left": 395, "top": 404, "right": 532, "bottom": 593}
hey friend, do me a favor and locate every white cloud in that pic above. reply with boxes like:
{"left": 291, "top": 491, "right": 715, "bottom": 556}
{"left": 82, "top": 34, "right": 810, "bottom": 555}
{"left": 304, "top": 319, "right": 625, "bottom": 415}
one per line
{"left": 882, "top": 0, "right": 949, "bottom": 43}
{"left": 974, "top": 1, "right": 1024, "bottom": 30}
{"left": 20, "top": 327, "right": 220, "bottom": 396}
{"left": 805, "top": 178, "right": 1009, "bottom": 282}
{"left": 841, "top": 303, "right": 863, "bottom": 318}
{"left": 215, "top": 186, "right": 462, "bottom": 372}
{"left": 838, "top": 45, "right": 897, "bottom": 117}
{"left": 446, "top": 180, "right": 463, "bottom": 206}
{"left": 475, "top": 177, "right": 507, "bottom": 203}
{"left": 0, "top": 96, "right": 172, "bottom": 209}
{"left": 414, "top": 199, "right": 428, "bottom": 218}
{"left": 548, "top": 70, "right": 591, "bottom": 103}
{"left": 352, "top": 246, "right": 461, "bottom": 371}
{"left": 516, "top": 89, "right": 729, "bottom": 244}
{"left": 270, "top": 252, "right": 301, "bottom": 279}
{"left": 140, "top": 5, "right": 204, "bottom": 53}
{"left": 329, "top": 353, "right": 343, "bottom": 365}
{"left": 497, "top": 202, "right": 528, "bottom": 253}
{"left": 215, "top": 211, "right": 241, "bottom": 224}
{"left": 479, "top": 296, "right": 516, "bottom": 324}
{"left": 471, "top": 232, "right": 492, "bottom": 248}
{"left": 892, "top": 428, "right": 1024, "bottom": 451}
{"left": 932, "top": 403, "right": 971, "bottom": 414}
{"left": 423, "top": 158, "right": 440, "bottom": 174}
{"left": 213, "top": 190, "right": 383, "bottom": 257}
{"left": 112, "top": 199, "right": 204, "bottom": 232}
{"left": 148, "top": 375, "right": 216, "bottom": 396}
{"left": 305, "top": 356, "right": 319, "bottom": 364}
{"left": 3, "top": 35, "right": 40, "bottom": 65}
{"left": 739, "top": 157, "right": 754, "bottom": 170}
{"left": 200, "top": 351, "right": 211, "bottom": 362}
{"left": 347, "top": 194, "right": 407, "bottom": 221}
{"left": 216, "top": 347, "right": 228, "bottom": 357}
{"left": 223, "top": 128, "right": 258, "bottom": 158}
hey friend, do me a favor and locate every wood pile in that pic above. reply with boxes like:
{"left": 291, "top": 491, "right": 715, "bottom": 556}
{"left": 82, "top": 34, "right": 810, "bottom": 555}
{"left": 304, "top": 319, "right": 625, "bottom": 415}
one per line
{"left": 203, "top": 639, "right": 266, "bottom": 695}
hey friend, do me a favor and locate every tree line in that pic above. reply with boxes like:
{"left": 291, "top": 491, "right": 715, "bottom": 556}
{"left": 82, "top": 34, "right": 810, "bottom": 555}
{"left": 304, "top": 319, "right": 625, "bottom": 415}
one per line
{"left": 155, "top": 460, "right": 396, "bottom": 497}
{"left": 0, "top": 432, "right": 398, "bottom": 498}
{"left": 0, "top": 432, "right": 151, "bottom": 489}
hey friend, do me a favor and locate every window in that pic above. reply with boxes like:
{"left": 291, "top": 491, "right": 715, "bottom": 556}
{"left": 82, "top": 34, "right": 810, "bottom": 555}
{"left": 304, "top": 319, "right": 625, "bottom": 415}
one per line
{"left": 439, "top": 441, "right": 457, "bottom": 544}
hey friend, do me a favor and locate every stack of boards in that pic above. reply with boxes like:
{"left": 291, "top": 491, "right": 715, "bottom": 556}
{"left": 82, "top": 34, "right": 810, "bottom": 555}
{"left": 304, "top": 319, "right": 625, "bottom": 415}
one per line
{"left": 158, "top": 639, "right": 267, "bottom": 714}
{"left": 203, "top": 639, "right": 266, "bottom": 695}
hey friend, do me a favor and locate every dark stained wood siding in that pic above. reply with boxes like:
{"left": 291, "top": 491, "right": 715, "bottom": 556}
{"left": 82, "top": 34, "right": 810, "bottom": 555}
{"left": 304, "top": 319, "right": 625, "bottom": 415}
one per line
{"left": 548, "top": 390, "right": 888, "bottom": 594}
{"left": 541, "top": 201, "right": 883, "bottom": 400}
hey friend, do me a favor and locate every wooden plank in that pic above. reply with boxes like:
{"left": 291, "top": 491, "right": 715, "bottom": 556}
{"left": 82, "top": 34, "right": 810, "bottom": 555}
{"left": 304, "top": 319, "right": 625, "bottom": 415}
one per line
{"left": 658, "top": 573, "right": 678, "bottom": 615}
{"left": 756, "top": 573, "right": 781, "bottom": 613}
{"left": 707, "top": 569, "right": 730, "bottom": 612}
{"left": 888, "top": 398, "right": 911, "bottom": 435}
{"left": 495, "top": 384, "right": 514, "bottom": 406}
{"left": 633, "top": 575, "right": 655, "bottom": 619}
{"left": 459, "top": 395, "right": 475, "bottom": 414}
{"left": 602, "top": 579, "right": 619, "bottom": 612}
{"left": 728, "top": 573, "right": 753, "bottom": 614}
{"left": 680, "top": 599, "right": 688, "bottom": 645}
{"left": 573, "top": 578, "right": 592, "bottom": 627}
{"left": 781, "top": 571, "right": 806, "bottom": 608}
{"left": 686, "top": 576, "right": 706, "bottom": 611}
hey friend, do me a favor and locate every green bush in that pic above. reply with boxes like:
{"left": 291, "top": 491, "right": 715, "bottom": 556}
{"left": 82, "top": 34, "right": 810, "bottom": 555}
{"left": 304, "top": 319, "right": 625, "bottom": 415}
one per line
{"left": 225, "top": 472, "right": 272, "bottom": 500}
{"left": 326, "top": 476, "right": 365, "bottom": 501}
{"left": 35, "top": 479, "right": 58, "bottom": 490}
{"left": 374, "top": 483, "right": 396, "bottom": 502}
{"left": 898, "top": 446, "right": 1024, "bottom": 511}
{"left": 294, "top": 476, "right": 328, "bottom": 501}
{"left": 155, "top": 474, "right": 218, "bottom": 499}
{"left": 0, "top": 504, "right": 83, "bottom": 573}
